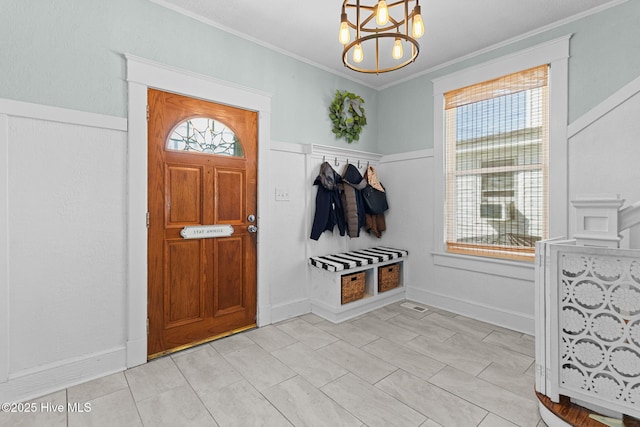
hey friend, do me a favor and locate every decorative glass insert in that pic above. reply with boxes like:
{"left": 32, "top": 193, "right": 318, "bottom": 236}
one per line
{"left": 167, "top": 117, "right": 244, "bottom": 157}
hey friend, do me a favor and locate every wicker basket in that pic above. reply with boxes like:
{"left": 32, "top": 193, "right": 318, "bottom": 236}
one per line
{"left": 341, "top": 271, "right": 365, "bottom": 304}
{"left": 378, "top": 263, "right": 400, "bottom": 293}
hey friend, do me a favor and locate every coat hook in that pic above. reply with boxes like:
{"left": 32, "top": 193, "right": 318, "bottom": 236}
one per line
{"left": 347, "top": 158, "right": 349, "bottom": 165}
{"left": 357, "top": 160, "right": 361, "bottom": 169}
{"left": 367, "top": 161, "right": 370, "bottom": 168}
{"left": 323, "top": 155, "right": 326, "bottom": 162}
{"left": 334, "top": 157, "right": 339, "bottom": 166}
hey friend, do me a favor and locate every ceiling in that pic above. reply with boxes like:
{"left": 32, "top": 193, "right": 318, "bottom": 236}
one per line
{"left": 152, "top": 0, "right": 622, "bottom": 89}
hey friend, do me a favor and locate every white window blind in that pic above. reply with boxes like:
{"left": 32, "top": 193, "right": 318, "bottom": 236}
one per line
{"left": 444, "top": 65, "right": 549, "bottom": 261}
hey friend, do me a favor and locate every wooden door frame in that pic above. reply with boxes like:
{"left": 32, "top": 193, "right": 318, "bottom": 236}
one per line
{"left": 124, "top": 55, "right": 272, "bottom": 368}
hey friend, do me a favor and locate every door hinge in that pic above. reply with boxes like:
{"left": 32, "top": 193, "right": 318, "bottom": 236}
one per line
{"left": 146, "top": 318, "right": 149, "bottom": 335}
{"left": 146, "top": 212, "right": 150, "bottom": 228}
{"left": 146, "top": 104, "right": 149, "bottom": 121}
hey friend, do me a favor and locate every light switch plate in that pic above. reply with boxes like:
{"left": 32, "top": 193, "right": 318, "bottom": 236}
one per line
{"left": 275, "top": 187, "right": 290, "bottom": 201}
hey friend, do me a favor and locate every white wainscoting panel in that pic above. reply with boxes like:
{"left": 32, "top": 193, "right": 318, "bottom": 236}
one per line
{"left": 0, "top": 100, "right": 127, "bottom": 402}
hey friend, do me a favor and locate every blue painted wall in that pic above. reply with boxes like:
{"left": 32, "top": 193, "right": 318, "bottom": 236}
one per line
{"left": 377, "top": 0, "right": 640, "bottom": 153}
{"left": 1, "top": 0, "right": 638, "bottom": 154}
{"left": 0, "top": 0, "right": 379, "bottom": 151}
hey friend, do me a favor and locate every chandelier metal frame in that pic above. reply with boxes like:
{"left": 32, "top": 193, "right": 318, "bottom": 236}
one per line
{"left": 340, "top": 0, "right": 422, "bottom": 74}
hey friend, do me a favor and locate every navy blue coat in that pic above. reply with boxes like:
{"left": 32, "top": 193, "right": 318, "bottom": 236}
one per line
{"left": 310, "top": 164, "right": 346, "bottom": 240}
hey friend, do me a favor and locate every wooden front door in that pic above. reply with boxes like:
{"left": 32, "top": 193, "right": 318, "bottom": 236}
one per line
{"left": 147, "top": 89, "right": 257, "bottom": 358}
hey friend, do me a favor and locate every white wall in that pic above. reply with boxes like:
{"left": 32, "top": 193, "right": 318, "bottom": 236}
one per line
{"left": 2, "top": 77, "right": 639, "bottom": 402}
{"left": 267, "top": 142, "right": 389, "bottom": 323}
{"left": 380, "top": 150, "right": 537, "bottom": 334}
{"left": 380, "top": 74, "right": 640, "bottom": 337}
{"left": 0, "top": 102, "right": 398, "bottom": 402}
{"left": 0, "top": 101, "right": 128, "bottom": 402}
{"left": 377, "top": 151, "right": 433, "bottom": 297}
{"left": 568, "top": 81, "right": 640, "bottom": 248}
{"left": 267, "top": 142, "right": 310, "bottom": 321}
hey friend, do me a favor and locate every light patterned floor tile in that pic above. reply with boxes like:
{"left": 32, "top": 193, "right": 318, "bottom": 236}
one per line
{"left": 376, "top": 370, "right": 487, "bottom": 427}
{"left": 422, "top": 313, "right": 493, "bottom": 340}
{"left": 317, "top": 340, "right": 397, "bottom": 384}
{"left": 0, "top": 390, "right": 67, "bottom": 427}
{"left": 478, "top": 363, "right": 538, "bottom": 400}
{"left": 124, "top": 356, "right": 187, "bottom": 402}
{"left": 404, "top": 335, "right": 492, "bottom": 376}
{"left": 136, "top": 384, "right": 216, "bottom": 427}
{"left": 275, "top": 319, "right": 339, "bottom": 350}
{"left": 68, "top": 388, "right": 142, "bottom": 427}
{"left": 321, "top": 373, "right": 426, "bottom": 427}
{"left": 221, "top": 343, "right": 296, "bottom": 391}
{"left": 263, "top": 376, "right": 362, "bottom": 427}
{"left": 272, "top": 342, "right": 348, "bottom": 387}
{"left": 386, "top": 314, "right": 457, "bottom": 342}
{"left": 362, "top": 338, "right": 445, "bottom": 380}
{"left": 67, "top": 372, "right": 128, "bottom": 403}
{"left": 352, "top": 315, "right": 419, "bottom": 344}
{"left": 478, "top": 413, "right": 519, "bottom": 427}
{"left": 201, "top": 380, "right": 292, "bottom": 427}
{"left": 209, "top": 333, "right": 255, "bottom": 355}
{"left": 314, "top": 319, "right": 379, "bottom": 348}
{"left": 355, "top": 305, "right": 400, "bottom": 321}
{"left": 299, "top": 313, "right": 325, "bottom": 324}
{"left": 483, "top": 330, "right": 536, "bottom": 357}
{"left": 172, "top": 344, "right": 243, "bottom": 395}
{"left": 11, "top": 301, "right": 559, "bottom": 427}
{"left": 446, "top": 333, "right": 534, "bottom": 373}
{"left": 245, "top": 324, "right": 298, "bottom": 352}
{"left": 429, "top": 366, "right": 540, "bottom": 427}
{"left": 454, "top": 314, "right": 523, "bottom": 337}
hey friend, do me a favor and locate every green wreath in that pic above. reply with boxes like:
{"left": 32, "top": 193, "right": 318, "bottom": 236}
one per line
{"left": 329, "top": 90, "right": 367, "bottom": 143}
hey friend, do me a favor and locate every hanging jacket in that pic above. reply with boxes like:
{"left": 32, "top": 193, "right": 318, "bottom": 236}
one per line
{"left": 364, "top": 165, "right": 387, "bottom": 238}
{"left": 341, "top": 163, "right": 367, "bottom": 238}
{"left": 310, "top": 162, "right": 346, "bottom": 240}
{"left": 365, "top": 213, "right": 386, "bottom": 238}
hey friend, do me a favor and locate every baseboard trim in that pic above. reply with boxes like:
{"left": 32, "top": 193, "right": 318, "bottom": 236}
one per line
{"left": 0, "top": 346, "right": 126, "bottom": 403}
{"left": 311, "top": 288, "right": 405, "bottom": 323}
{"left": 406, "top": 286, "right": 534, "bottom": 335}
{"left": 126, "top": 337, "right": 147, "bottom": 369}
{"left": 270, "top": 298, "right": 311, "bottom": 324}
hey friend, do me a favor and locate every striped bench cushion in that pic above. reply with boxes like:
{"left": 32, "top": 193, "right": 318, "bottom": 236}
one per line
{"left": 309, "top": 247, "right": 408, "bottom": 272}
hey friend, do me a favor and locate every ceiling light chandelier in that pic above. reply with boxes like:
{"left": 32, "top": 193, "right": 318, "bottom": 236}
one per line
{"left": 339, "top": 0, "right": 424, "bottom": 74}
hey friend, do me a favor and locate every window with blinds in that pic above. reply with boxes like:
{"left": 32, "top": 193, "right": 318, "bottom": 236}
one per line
{"left": 444, "top": 65, "right": 549, "bottom": 261}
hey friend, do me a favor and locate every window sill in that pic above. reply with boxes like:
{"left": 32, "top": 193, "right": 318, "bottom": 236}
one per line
{"left": 431, "top": 250, "right": 535, "bottom": 281}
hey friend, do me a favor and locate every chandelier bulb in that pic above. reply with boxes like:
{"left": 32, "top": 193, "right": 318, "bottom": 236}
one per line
{"left": 376, "top": 0, "right": 389, "bottom": 26}
{"left": 339, "top": 12, "right": 350, "bottom": 45}
{"left": 353, "top": 43, "right": 364, "bottom": 63}
{"left": 392, "top": 38, "right": 404, "bottom": 60}
{"left": 412, "top": 5, "right": 424, "bottom": 38}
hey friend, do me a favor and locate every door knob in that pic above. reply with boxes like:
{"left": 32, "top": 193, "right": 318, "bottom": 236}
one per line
{"left": 248, "top": 225, "right": 258, "bottom": 233}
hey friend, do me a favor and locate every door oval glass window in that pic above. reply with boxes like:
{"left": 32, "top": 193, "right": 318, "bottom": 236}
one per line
{"left": 166, "top": 117, "right": 244, "bottom": 157}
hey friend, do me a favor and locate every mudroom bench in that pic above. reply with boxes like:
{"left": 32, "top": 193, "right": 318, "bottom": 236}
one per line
{"left": 308, "top": 247, "right": 408, "bottom": 323}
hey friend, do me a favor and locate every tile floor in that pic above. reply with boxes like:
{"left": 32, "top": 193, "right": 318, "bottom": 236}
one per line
{"left": 0, "top": 300, "right": 549, "bottom": 427}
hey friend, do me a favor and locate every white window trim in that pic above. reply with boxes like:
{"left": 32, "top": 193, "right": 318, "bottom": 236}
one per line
{"left": 432, "top": 35, "right": 571, "bottom": 278}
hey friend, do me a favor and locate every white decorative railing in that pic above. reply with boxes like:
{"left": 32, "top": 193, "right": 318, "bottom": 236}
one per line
{"left": 620, "top": 200, "right": 640, "bottom": 232}
{"left": 535, "top": 195, "right": 640, "bottom": 422}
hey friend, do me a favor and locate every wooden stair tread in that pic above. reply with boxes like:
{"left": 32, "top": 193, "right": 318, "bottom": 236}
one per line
{"left": 536, "top": 392, "right": 640, "bottom": 427}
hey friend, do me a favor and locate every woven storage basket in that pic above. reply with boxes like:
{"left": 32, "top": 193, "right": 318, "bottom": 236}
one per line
{"left": 341, "top": 271, "right": 365, "bottom": 304}
{"left": 378, "top": 263, "right": 400, "bottom": 292}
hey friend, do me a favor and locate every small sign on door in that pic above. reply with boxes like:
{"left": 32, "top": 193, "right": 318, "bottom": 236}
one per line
{"left": 180, "top": 225, "right": 234, "bottom": 239}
